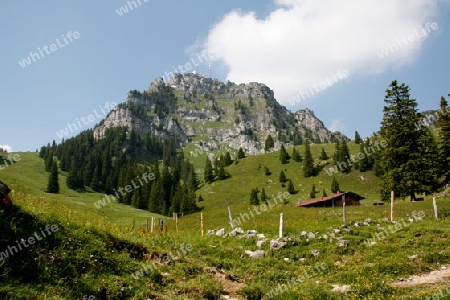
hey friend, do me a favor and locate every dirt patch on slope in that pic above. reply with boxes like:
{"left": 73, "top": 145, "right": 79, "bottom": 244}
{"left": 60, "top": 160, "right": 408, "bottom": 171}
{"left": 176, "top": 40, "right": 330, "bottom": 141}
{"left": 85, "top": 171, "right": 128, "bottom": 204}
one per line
{"left": 392, "top": 265, "right": 450, "bottom": 287}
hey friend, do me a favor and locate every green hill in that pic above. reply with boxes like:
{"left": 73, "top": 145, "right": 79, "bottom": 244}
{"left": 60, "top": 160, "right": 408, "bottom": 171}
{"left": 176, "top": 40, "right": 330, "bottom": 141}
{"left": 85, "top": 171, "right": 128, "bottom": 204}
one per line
{"left": 1, "top": 150, "right": 450, "bottom": 299}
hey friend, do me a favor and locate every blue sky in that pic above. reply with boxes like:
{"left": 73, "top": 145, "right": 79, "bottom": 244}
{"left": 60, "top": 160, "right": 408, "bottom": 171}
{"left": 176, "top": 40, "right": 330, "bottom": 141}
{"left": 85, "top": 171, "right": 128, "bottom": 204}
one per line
{"left": 1, "top": 0, "right": 449, "bottom": 152}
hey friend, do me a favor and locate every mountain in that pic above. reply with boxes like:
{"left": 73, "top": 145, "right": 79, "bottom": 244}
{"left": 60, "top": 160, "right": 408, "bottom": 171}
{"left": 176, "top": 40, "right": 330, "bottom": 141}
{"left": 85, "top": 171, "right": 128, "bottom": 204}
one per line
{"left": 94, "top": 73, "right": 347, "bottom": 155}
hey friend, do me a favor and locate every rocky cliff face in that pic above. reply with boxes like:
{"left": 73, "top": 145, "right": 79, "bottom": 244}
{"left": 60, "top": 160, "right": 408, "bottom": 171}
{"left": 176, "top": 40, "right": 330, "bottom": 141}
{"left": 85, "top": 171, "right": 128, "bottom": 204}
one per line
{"left": 94, "top": 73, "right": 347, "bottom": 154}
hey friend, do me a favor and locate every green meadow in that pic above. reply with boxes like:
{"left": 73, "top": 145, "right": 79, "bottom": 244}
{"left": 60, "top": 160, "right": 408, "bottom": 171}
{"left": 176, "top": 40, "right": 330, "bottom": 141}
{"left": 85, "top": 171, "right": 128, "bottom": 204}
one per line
{"left": 1, "top": 147, "right": 450, "bottom": 299}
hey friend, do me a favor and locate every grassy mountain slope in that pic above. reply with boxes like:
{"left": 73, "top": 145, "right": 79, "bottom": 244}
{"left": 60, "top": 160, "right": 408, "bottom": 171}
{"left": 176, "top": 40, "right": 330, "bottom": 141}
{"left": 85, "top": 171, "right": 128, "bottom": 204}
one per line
{"left": 1, "top": 150, "right": 450, "bottom": 299}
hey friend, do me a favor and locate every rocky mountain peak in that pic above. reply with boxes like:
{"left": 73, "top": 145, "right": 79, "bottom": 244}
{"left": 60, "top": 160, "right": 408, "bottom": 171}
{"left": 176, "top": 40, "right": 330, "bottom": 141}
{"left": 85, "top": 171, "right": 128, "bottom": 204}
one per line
{"left": 94, "top": 74, "right": 347, "bottom": 154}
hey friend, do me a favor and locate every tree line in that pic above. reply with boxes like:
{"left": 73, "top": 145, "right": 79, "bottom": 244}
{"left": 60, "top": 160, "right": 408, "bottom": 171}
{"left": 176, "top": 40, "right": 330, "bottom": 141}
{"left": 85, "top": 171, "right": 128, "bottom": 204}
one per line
{"left": 40, "top": 127, "right": 200, "bottom": 216}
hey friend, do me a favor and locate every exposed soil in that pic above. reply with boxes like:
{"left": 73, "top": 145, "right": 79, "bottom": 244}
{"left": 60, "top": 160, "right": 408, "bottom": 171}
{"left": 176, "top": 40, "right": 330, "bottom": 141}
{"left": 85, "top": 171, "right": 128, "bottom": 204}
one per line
{"left": 392, "top": 265, "right": 450, "bottom": 287}
{"left": 204, "top": 267, "right": 246, "bottom": 299}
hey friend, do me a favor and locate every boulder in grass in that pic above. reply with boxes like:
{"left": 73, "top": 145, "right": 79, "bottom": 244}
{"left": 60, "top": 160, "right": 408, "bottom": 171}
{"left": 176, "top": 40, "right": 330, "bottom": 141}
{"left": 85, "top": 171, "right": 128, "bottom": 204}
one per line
{"left": 216, "top": 228, "right": 226, "bottom": 237}
{"left": 269, "top": 240, "right": 286, "bottom": 250}
{"left": 244, "top": 250, "right": 267, "bottom": 258}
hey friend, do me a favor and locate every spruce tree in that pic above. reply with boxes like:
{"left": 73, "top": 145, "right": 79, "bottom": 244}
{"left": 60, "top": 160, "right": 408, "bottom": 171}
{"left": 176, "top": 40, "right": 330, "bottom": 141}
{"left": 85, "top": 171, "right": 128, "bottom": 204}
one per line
{"left": 287, "top": 180, "right": 295, "bottom": 194}
{"left": 47, "top": 160, "right": 59, "bottom": 194}
{"left": 331, "top": 176, "right": 339, "bottom": 193}
{"left": 322, "top": 189, "right": 327, "bottom": 197}
{"left": 292, "top": 147, "right": 302, "bottom": 162}
{"left": 437, "top": 96, "right": 450, "bottom": 185}
{"left": 339, "top": 140, "right": 352, "bottom": 173}
{"left": 354, "top": 131, "right": 362, "bottom": 144}
{"left": 309, "top": 184, "right": 316, "bottom": 198}
{"left": 319, "top": 147, "right": 329, "bottom": 160}
{"left": 260, "top": 188, "right": 267, "bottom": 202}
{"left": 264, "top": 134, "right": 275, "bottom": 152}
{"left": 303, "top": 139, "right": 315, "bottom": 177}
{"left": 204, "top": 157, "right": 214, "bottom": 183}
{"left": 67, "top": 157, "right": 83, "bottom": 190}
{"left": 279, "top": 170, "right": 287, "bottom": 183}
{"left": 237, "top": 147, "right": 245, "bottom": 159}
{"left": 279, "top": 145, "right": 289, "bottom": 164}
{"left": 379, "top": 80, "right": 439, "bottom": 201}
{"left": 264, "top": 166, "right": 271, "bottom": 176}
{"left": 223, "top": 151, "right": 233, "bottom": 166}
{"left": 249, "top": 188, "right": 259, "bottom": 205}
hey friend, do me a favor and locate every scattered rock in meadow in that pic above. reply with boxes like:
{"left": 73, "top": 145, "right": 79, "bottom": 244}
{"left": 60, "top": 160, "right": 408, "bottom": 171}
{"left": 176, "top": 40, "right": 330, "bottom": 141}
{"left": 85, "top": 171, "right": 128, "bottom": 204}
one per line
{"left": 256, "top": 239, "right": 267, "bottom": 248}
{"left": 337, "top": 239, "right": 348, "bottom": 247}
{"left": 244, "top": 250, "right": 267, "bottom": 258}
{"left": 206, "top": 230, "right": 216, "bottom": 236}
{"left": 310, "top": 250, "right": 320, "bottom": 257}
{"left": 331, "top": 284, "right": 351, "bottom": 293}
{"left": 216, "top": 228, "right": 226, "bottom": 237}
{"left": 270, "top": 240, "right": 286, "bottom": 250}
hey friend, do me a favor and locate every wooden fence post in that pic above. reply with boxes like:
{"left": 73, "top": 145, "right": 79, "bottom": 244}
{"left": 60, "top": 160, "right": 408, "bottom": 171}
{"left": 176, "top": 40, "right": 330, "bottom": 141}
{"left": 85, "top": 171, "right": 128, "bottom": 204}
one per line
{"left": 390, "top": 191, "right": 395, "bottom": 222}
{"left": 433, "top": 197, "right": 439, "bottom": 220}
{"left": 228, "top": 206, "right": 235, "bottom": 230}
{"left": 342, "top": 195, "right": 347, "bottom": 226}
{"left": 175, "top": 213, "right": 178, "bottom": 232}
{"left": 201, "top": 212, "right": 204, "bottom": 236}
{"left": 279, "top": 213, "right": 284, "bottom": 238}
{"left": 150, "top": 217, "right": 154, "bottom": 233}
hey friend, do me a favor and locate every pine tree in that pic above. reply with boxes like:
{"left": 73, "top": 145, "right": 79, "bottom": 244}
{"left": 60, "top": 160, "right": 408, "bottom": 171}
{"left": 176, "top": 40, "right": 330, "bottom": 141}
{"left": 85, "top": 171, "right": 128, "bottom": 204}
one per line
{"left": 437, "top": 96, "right": 450, "bottom": 185}
{"left": 47, "top": 160, "right": 59, "bottom": 193}
{"left": 204, "top": 157, "right": 214, "bottom": 183}
{"left": 287, "top": 180, "right": 295, "bottom": 194}
{"left": 322, "top": 189, "right": 327, "bottom": 197}
{"left": 292, "top": 147, "right": 302, "bottom": 162}
{"left": 279, "top": 170, "right": 287, "bottom": 183}
{"left": 197, "top": 194, "right": 204, "bottom": 202}
{"left": 264, "top": 134, "right": 275, "bottom": 152}
{"left": 249, "top": 188, "right": 259, "bottom": 205}
{"left": 223, "top": 151, "right": 233, "bottom": 166}
{"left": 303, "top": 139, "right": 315, "bottom": 177}
{"left": 279, "top": 145, "right": 289, "bottom": 164}
{"left": 354, "top": 131, "right": 362, "bottom": 144}
{"left": 67, "top": 157, "right": 82, "bottom": 190}
{"left": 379, "top": 80, "right": 439, "bottom": 201}
{"left": 319, "top": 147, "right": 329, "bottom": 160}
{"left": 237, "top": 147, "right": 245, "bottom": 159}
{"left": 331, "top": 176, "right": 339, "bottom": 193}
{"left": 339, "top": 140, "right": 352, "bottom": 173}
{"left": 260, "top": 188, "right": 267, "bottom": 202}
{"left": 264, "top": 166, "right": 271, "bottom": 176}
{"left": 309, "top": 184, "right": 316, "bottom": 198}
{"left": 90, "top": 166, "right": 100, "bottom": 191}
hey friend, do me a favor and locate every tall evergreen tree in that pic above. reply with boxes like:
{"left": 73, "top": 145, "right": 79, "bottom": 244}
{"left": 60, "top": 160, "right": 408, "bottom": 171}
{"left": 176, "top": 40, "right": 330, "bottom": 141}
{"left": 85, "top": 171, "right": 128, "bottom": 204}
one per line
{"left": 260, "top": 188, "right": 267, "bottom": 203}
{"left": 309, "top": 184, "right": 316, "bottom": 198}
{"left": 379, "top": 80, "right": 439, "bottom": 201}
{"left": 249, "top": 188, "right": 259, "bottom": 205}
{"left": 331, "top": 176, "right": 340, "bottom": 193}
{"left": 339, "top": 140, "right": 352, "bottom": 173}
{"left": 237, "top": 147, "right": 246, "bottom": 159}
{"left": 279, "top": 145, "right": 289, "bottom": 164}
{"left": 319, "top": 147, "right": 329, "bottom": 160}
{"left": 264, "top": 134, "right": 275, "bottom": 152}
{"left": 437, "top": 96, "right": 450, "bottom": 185}
{"left": 67, "top": 156, "right": 83, "bottom": 190}
{"left": 223, "top": 151, "right": 233, "bottom": 166}
{"left": 354, "top": 131, "right": 362, "bottom": 144}
{"left": 292, "top": 147, "right": 302, "bottom": 162}
{"left": 204, "top": 157, "right": 214, "bottom": 183}
{"left": 287, "top": 180, "right": 295, "bottom": 194}
{"left": 47, "top": 160, "right": 59, "bottom": 194}
{"left": 279, "top": 170, "right": 287, "bottom": 183}
{"left": 303, "top": 139, "right": 315, "bottom": 177}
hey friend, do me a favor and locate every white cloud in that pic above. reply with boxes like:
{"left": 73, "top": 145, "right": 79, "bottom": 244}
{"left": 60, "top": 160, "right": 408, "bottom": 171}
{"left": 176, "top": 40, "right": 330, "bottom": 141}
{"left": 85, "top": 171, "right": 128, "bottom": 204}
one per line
{"left": 328, "top": 119, "right": 346, "bottom": 133}
{"left": 203, "top": 0, "right": 440, "bottom": 106}
{"left": 0, "top": 145, "right": 12, "bottom": 152}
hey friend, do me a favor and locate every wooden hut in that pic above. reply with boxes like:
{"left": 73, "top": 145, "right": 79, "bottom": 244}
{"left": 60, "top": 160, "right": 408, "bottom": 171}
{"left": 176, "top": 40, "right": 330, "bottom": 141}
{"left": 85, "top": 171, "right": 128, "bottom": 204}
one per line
{"left": 296, "top": 191, "right": 364, "bottom": 208}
